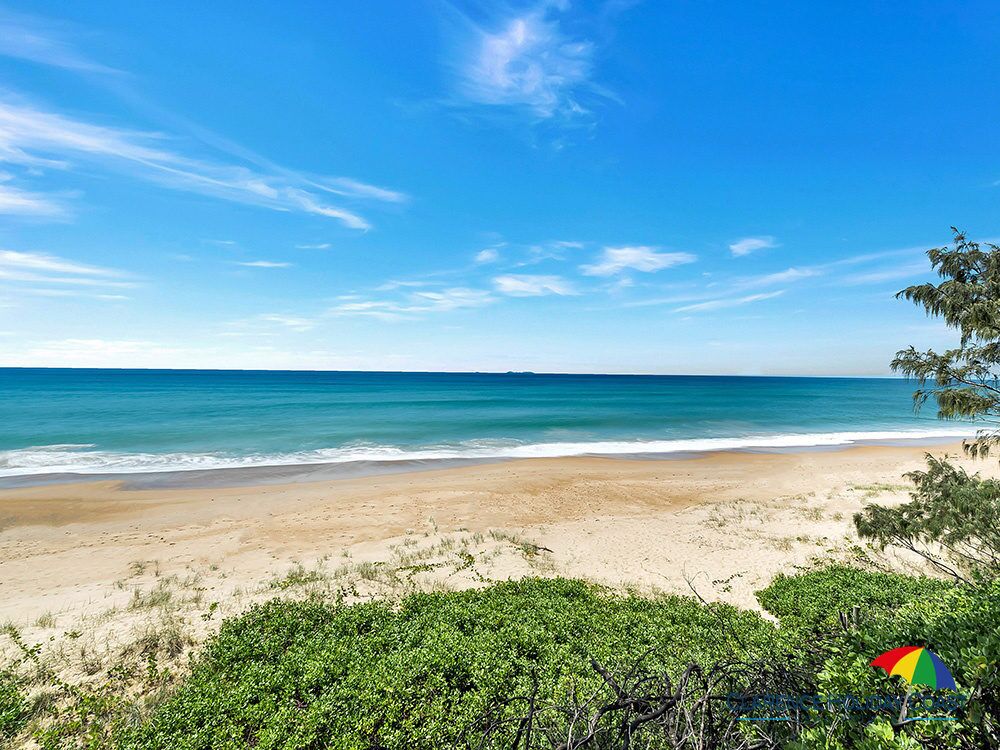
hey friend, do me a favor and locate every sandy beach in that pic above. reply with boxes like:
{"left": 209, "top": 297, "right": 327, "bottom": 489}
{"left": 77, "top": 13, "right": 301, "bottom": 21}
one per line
{"left": 2, "top": 442, "right": 985, "bottom": 636}
{"left": 1, "top": 438, "right": 995, "bottom": 748}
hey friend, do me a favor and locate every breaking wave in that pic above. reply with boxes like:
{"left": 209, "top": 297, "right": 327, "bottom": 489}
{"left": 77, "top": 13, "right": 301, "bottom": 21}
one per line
{"left": 0, "top": 428, "right": 975, "bottom": 478}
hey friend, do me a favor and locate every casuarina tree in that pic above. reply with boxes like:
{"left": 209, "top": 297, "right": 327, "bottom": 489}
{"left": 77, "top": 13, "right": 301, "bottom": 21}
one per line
{"left": 856, "top": 228, "right": 1000, "bottom": 581}
{"left": 891, "top": 228, "right": 1000, "bottom": 457}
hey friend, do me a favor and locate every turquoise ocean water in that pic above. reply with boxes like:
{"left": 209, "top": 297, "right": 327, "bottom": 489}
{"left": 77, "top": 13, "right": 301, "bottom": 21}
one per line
{"left": 0, "top": 368, "right": 974, "bottom": 482}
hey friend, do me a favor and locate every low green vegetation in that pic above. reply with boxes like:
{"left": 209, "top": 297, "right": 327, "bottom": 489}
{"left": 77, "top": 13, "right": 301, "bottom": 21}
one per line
{"left": 124, "top": 578, "right": 776, "bottom": 749}
{"left": 0, "top": 669, "right": 26, "bottom": 741}
{"left": 760, "top": 571, "right": 999, "bottom": 748}
{"left": 40, "top": 570, "right": 979, "bottom": 749}
{"left": 757, "top": 564, "right": 952, "bottom": 633}
{"left": 4, "top": 567, "right": 997, "bottom": 748}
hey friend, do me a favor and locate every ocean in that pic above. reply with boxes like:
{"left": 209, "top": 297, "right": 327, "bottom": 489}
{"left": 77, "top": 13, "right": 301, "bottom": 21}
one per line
{"left": 0, "top": 368, "right": 973, "bottom": 484}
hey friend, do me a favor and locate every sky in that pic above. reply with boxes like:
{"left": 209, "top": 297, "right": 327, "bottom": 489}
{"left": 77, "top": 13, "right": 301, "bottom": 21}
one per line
{"left": 0, "top": 0, "right": 997, "bottom": 376}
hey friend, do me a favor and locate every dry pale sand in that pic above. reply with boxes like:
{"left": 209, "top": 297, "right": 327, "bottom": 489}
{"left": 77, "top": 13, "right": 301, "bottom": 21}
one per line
{"left": 1, "top": 441, "right": 989, "bottom": 633}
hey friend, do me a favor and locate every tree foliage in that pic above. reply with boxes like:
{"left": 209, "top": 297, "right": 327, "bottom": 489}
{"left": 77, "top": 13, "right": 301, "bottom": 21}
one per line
{"left": 856, "top": 228, "right": 1000, "bottom": 582}
{"left": 855, "top": 455, "right": 1000, "bottom": 582}
{"left": 891, "top": 228, "right": 1000, "bottom": 457}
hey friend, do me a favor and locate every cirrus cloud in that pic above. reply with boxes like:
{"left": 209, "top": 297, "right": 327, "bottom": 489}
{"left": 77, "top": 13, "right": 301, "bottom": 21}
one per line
{"left": 675, "top": 290, "right": 785, "bottom": 313}
{"left": 493, "top": 273, "right": 577, "bottom": 296}
{"left": 329, "top": 287, "right": 496, "bottom": 321}
{"left": 234, "top": 260, "right": 292, "bottom": 268}
{"left": 0, "top": 8, "right": 120, "bottom": 74}
{"left": 0, "top": 98, "right": 404, "bottom": 230}
{"left": 729, "top": 236, "right": 777, "bottom": 257}
{"left": 580, "top": 246, "right": 696, "bottom": 276}
{"left": 451, "top": 3, "right": 615, "bottom": 123}
{"left": 0, "top": 249, "right": 135, "bottom": 299}
{"left": 0, "top": 178, "right": 67, "bottom": 217}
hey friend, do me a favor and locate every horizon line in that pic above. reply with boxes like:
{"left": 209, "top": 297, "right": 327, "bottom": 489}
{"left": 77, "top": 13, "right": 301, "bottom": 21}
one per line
{"left": 0, "top": 365, "right": 906, "bottom": 380}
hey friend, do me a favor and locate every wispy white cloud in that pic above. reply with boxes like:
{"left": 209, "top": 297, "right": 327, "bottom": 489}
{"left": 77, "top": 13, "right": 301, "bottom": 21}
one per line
{"left": 0, "top": 286, "right": 130, "bottom": 301}
{"left": 839, "top": 260, "right": 930, "bottom": 285}
{"left": 735, "top": 267, "right": 820, "bottom": 288}
{"left": 623, "top": 243, "right": 936, "bottom": 310}
{"left": 475, "top": 247, "right": 500, "bottom": 263}
{"left": 317, "top": 177, "right": 407, "bottom": 203}
{"left": 0, "top": 270, "right": 130, "bottom": 287}
{"left": 623, "top": 291, "right": 717, "bottom": 309}
{"left": 493, "top": 274, "right": 576, "bottom": 296}
{"left": 224, "top": 313, "right": 316, "bottom": 334}
{"left": 412, "top": 288, "right": 496, "bottom": 310}
{"left": 729, "top": 236, "right": 777, "bottom": 257}
{"left": 281, "top": 188, "right": 371, "bottom": 228}
{"left": 0, "top": 11, "right": 406, "bottom": 225}
{"left": 375, "top": 279, "right": 433, "bottom": 291}
{"left": 234, "top": 260, "right": 292, "bottom": 268}
{"left": 674, "top": 290, "right": 785, "bottom": 313}
{"left": 295, "top": 242, "right": 331, "bottom": 250}
{"left": 0, "top": 249, "right": 135, "bottom": 300}
{"left": 0, "top": 8, "right": 119, "bottom": 74}
{"left": 0, "top": 98, "right": 403, "bottom": 229}
{"left": 328, "top": 300, "right": 412, "bottom": 322}
{"left": 329, "top": 287, "right": 495, "bottom": 321}
{"left": 0, "top": 177, "right": 67, "bottom": 217}
{"left": 731, "top": 246, "right": 929, "bottom": 288}
{"left": 603, "top": 276, "right": 634, "bottom": 294}
{"left": 580, "top": 246, "right": 696, "bottom": 276}
{"left": 453, "top": 3, "right": 610, "bottom": 121}
{"left": 517, "top": 239, "right": 587, "bottom": 266}
{"left": 0, "top": 249, "right": 124, "bottom": 277}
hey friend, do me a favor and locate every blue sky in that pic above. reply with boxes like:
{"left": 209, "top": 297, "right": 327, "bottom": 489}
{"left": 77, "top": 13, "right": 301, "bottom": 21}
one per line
{"left": 0, "top": 1, "right": 996, "bottom": 375}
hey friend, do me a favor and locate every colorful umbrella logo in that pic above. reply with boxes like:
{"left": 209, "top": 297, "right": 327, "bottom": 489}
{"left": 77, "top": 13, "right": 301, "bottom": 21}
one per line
{"left": 871, "top": 646, "right": 957, "bottom": 691}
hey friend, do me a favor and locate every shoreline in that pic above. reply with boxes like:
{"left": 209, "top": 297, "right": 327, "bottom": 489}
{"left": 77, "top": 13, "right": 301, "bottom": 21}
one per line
{"left": 0, "top": 430, "right": 973, "bottom": 490}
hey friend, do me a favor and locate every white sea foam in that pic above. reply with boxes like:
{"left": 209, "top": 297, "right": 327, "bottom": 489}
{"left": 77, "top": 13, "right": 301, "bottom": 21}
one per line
{"left": 0, "top": 428, "right": 976, "bottom": 478}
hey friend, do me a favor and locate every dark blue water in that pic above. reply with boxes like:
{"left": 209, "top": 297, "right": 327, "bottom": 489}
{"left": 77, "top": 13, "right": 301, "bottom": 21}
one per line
{"left": 0, "top": 369, "right": 970, "bottom": 478}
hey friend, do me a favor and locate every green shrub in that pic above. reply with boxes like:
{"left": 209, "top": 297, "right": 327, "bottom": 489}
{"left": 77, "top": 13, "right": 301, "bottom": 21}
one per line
{"left": 0, "top": 669, "right": 26, "bottom": 741}
{"left": 855, "top": 456, "right": 1000, "bottom": 582}
{"left": 13, "top": 567, "right": 986, "bottom": 748}
{"left": 757, "top": 564, "right": 952, "bottom": 633}
{"left": 865, "top": 579, "right": 1000, "bottom": 744}
{"left": 765, "top": 568, "right": 998, "bottom": 748}
{"left": 124, "top": 578, "right": 776, "bottom": 749}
